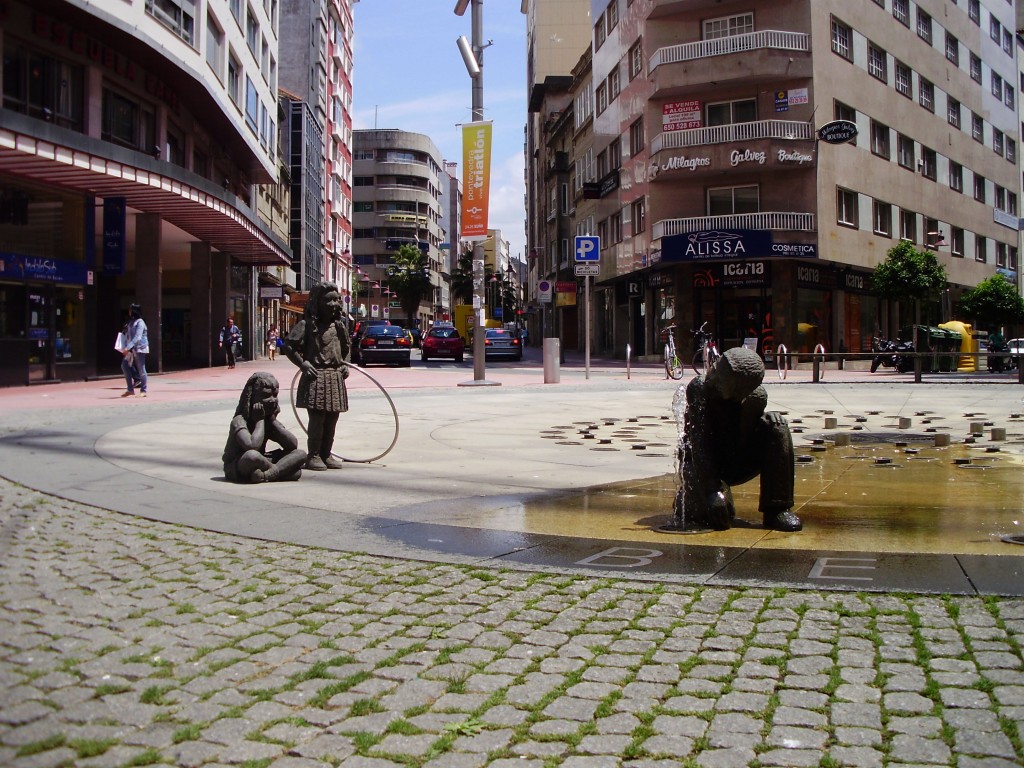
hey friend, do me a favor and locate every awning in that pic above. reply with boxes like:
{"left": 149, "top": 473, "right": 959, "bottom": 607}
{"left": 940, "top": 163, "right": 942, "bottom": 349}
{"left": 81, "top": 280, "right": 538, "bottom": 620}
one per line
{"left": 0, "top": 117, "right": 291, "bottom": 266}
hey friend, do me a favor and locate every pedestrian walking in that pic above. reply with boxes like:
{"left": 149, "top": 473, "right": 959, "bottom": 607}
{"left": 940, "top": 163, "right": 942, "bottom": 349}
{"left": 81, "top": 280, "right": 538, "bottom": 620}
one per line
{"left": 266, "top": 323, "right": 280, "bottom": 361}
{"left": 219, "top": 317, "right": 241, "bottom": 368}
{"left": 120, "top": 303, "right": 148, "bottom": 397}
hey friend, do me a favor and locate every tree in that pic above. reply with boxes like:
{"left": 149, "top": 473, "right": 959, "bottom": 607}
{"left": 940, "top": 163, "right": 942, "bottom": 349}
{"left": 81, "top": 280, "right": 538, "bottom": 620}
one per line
{"left": 385, "top": 244, "right": 432, "bottom": 326}
{"left": 450, "top": 248, "right": 475, "bottom": 305}
{"left": 871, "top": 240, "right": 947, "bottom": 325}
{"left": 956, "top": 273, "right": 1024, "bottom": 331}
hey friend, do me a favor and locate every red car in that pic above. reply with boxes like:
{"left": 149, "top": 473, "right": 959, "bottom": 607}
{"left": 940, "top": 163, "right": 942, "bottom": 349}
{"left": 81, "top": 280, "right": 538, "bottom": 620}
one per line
{"left": 421, "top": 326, "right": 465, "bottom": 363}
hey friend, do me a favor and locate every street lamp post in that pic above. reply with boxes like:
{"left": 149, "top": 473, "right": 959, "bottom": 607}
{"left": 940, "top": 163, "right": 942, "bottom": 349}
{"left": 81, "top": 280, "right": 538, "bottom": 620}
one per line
{"left": 456, "top": 0, "right": 498, "bottom": 386}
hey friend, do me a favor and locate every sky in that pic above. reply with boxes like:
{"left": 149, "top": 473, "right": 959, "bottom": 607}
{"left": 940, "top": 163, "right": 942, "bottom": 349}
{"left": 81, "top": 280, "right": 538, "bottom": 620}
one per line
{"left": 352, "top": 0, "right": 528, "bottom": 262}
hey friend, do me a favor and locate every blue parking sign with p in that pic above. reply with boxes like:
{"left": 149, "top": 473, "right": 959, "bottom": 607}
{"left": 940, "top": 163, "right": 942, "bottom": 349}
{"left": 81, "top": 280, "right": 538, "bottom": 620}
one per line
{"left": 575, "top": 235, "right": 600, "bottom": 262}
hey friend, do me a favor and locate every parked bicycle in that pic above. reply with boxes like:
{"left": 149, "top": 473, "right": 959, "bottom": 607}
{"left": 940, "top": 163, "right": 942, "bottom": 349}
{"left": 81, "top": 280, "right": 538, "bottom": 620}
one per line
{"left": 691, "top": 321, "right": 721, "bottom": 376}
{"left": 662, "top": 324, "right": 683, "bottom": 380}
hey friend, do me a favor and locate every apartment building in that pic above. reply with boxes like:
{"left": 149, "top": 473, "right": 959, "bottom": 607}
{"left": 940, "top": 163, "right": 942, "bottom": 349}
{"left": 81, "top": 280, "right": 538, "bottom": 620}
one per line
{"left": 352, "top": 129, "right": 447, "bottom": 326}
{"left": 278, "top": 0, "right": 356, "bottom": 298}
{"left": 0, "top": 0, "right": 290, "bottom": 385}
{"left": 528, "top": 0, "right": 1021, "bottom": 359}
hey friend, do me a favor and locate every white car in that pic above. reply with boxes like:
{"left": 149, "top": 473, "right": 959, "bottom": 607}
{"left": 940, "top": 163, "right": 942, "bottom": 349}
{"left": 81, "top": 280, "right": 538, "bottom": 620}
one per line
{"left": 1007, "top": 338, "right": 1024, "bottom": 355}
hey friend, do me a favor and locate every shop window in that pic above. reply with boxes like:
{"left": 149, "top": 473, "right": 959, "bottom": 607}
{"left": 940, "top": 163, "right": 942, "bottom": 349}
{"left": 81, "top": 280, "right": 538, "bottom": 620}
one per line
{"left": 0, "top": 285, "right": 27, "bottom": 339}
{"left": 54, "top": 287, "right": 84, "bottom": 363}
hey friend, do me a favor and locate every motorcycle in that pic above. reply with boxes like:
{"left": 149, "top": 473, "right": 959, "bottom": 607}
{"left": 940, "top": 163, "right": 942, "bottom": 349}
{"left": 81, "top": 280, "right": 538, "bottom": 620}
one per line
{"left": 870, "top": 336, "right": 915, "bottom": 373}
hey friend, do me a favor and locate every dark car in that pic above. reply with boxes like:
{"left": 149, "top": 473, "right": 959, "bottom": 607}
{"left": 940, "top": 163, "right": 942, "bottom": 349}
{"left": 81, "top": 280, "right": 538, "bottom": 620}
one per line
{"left": 484, "top": 328, "right": 522, "bottom": 361}
{"left": 350, "top": 319, "right": 390, "bottom": 363}
{"left": 356, "top": 324, "right": 412, "bottom": 366}
{"left": 421, "top": 326, "right": 465, "bottom": 363}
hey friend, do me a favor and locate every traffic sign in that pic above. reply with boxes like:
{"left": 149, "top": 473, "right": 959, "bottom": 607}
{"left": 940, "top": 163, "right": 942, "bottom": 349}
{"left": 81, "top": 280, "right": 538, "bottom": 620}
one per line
{"left": 575, "top": 263, "right": 600, "bottom": 277}
{"left": 538, "top": 279, "right": 553, "bottom": 303}
{"left": 574, "top": 235, "right": 600, "bottom": 262}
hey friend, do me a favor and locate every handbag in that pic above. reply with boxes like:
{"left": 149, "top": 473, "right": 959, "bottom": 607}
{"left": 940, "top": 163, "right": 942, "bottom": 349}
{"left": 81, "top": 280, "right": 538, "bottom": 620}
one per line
{"left": 276, "top": 337, "right": 284, "bottom": 348}
{"left": 114, "top": 332, "right": 126, "bottom": 352}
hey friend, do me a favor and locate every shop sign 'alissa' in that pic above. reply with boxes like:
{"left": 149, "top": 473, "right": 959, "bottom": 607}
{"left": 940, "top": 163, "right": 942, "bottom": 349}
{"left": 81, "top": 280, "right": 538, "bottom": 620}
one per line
{"left": 817, "top": 120, "right": 858, "bottom": 144}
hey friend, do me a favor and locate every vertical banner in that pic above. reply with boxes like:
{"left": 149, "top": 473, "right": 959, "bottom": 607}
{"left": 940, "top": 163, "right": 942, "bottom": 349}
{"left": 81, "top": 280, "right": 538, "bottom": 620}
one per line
{"left": 461, "top": 121, "right": 492, "bottom": 240}
{"left": 102, "top": 197, "right": 126, "bottom": 275}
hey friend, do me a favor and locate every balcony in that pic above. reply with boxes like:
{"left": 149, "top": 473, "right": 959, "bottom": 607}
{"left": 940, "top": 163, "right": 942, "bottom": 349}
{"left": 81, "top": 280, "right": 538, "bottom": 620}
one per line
{"left": 653, "top": 212, "right": 815, "bottom": 241}
{"left": 648, "top": 120, "right": 815, "bottom": 181}
{"left": 649, "top": 30, "right": 810, "bottom": 96}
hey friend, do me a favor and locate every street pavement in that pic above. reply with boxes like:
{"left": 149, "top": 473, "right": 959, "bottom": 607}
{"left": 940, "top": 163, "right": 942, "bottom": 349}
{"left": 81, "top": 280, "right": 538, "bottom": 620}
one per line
{"left": 0, "top": 349, "right": 1023, "bottom": 767}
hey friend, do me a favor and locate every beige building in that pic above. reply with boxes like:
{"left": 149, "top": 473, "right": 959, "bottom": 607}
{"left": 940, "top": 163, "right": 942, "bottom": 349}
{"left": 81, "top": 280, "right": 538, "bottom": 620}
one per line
{"left": 527, "top": 0, "right": 1021, "bottom": 359}
{"left": 352, "top": 129, "right": 447, "bottom": 327}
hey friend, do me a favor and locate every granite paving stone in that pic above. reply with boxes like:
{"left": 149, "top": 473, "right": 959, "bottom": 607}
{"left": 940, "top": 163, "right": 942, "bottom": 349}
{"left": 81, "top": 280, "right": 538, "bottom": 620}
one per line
{"left": 0, "top": 477, "right": 1022, "bottom": 768}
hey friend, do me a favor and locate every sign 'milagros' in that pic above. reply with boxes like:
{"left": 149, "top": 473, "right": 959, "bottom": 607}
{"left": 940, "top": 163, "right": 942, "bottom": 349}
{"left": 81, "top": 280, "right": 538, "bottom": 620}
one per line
{"left": 817, "top": 120, "right": 858, "bottom": 144}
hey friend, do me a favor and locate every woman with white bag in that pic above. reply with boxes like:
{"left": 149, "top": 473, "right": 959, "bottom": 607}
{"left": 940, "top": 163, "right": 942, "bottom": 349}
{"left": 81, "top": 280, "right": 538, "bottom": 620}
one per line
{"left": 120, "top": 303, "right": 149, "bottom": 397}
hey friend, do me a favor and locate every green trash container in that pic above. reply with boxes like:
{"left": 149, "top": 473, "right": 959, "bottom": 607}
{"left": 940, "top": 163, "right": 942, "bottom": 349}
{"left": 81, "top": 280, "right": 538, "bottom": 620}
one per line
{"left": 908, "top": 326, "right": 962, "bottom": 372}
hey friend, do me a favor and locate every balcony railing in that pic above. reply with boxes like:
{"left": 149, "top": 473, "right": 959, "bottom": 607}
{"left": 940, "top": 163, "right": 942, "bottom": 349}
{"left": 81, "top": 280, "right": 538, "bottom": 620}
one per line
{"left": 649, "top": 30, "right": 810, "bottom": 70}
{"left": 650, "top": 120, "right": 812, "bottom": 153}
{"left": 653, "top": 212, "right": 816, "bottom": 240}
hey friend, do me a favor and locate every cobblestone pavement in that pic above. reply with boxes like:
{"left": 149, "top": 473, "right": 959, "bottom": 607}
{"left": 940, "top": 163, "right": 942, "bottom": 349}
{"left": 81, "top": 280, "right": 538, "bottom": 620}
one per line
{"left": 1, "top": 479, "right": 1022, "bottom": 768}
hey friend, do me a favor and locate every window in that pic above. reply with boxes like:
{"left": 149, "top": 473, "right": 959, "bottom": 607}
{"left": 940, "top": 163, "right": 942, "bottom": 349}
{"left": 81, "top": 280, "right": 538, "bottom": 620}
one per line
{"left": 594, "top": 14, "right": 606, "bottom": 50}
{"left": 1003, "top": 29, "right": 1013, "bottom": 56}
{"left": 354, "top": 201, "right": 373, "bottom": 213}
{"left": 227, "top": 51, "right": 241, "bottom": 106}
{"left": 970, "top": 53, "right": 981, "bottom": 83}
{"left": 871, "top": 120, "right": 890, "bottom": 159}
{"left": 596, "top": 80, "right": 608, "bottom": 115}
{"left": 230, "top": 0, "right": 241, "bottom": 23}
{"left": 706, "top": 98, "right": 757, "bottom": 126}
{"left": 868, "top": 44, "right": 887, "bottom": 81}
{"left": 897, "top": 134, "right": 914, "bottom": 169}
{"left": 609, "top": 138, "right": 621, "bottom": 170}
{"left": 873, "top": 200, "right": 892, "bottom": 236}
{"left": 968, "top": 0, "right": 979, "bottom": 24}
{"left": 101, "top": 89, "right": 155, "bottom": 151}
{"left": 893, "top": 0, "right": 909, "bottom": 25}
{"left": 997, "top": 242, "right": 1008, "bottom": 268}
{"left": 837, "top": 188, "right": 858, "bottom": 227}
{"left": 1005, "top": 85, "right": 1015, "bottom": 111}
{"left": 994, "top": 129, "right": 1004, "bottom": 156}
{"left": 916, "top": 9, "right": 932, "bottom": 43}
{"left": 924, "top": 218, "right": 940, "bottom": 249}
{"left": 206, "top": 13, "right": 224, "bottom": 79}
{"left": 2, "top": 43, "right": 84, "bottom": 131}
{"left": 353, "top": 176, "right": 373, "bottom": 186}
{"left": 919, "top": 79, "right": 933, "bottom": 111}
{"left": 974, "top": 174, "right": 986, "bottom": 203}
{"left": 834, "top": 101, "right": 855, "bottom": 123}
{"left": 991, "top": 72, "right": 1003, "bottom": 100}
{"left": 831, "top": 18, "right": 852, "bottom": 60}
{"left": 629, "top": 40, "right": 643, "bottom": 80}
{"left": 900, "top": 209, "right": 917, "bottom": 241}
{"left": 1007, "top": 138, "right": 1016, "bottom": 163}
{"left": 949, "top": 162, "right": 963, "bottom": 192}
{"left": 607, "top": 66, "right": 620, "bottom": 101}
{"left": 629, "top": 117, "right": 644, "bottom": 156}
{"left": 921, "top": 147, "right": 936, "bottom": 180}
{"left": 631, "top": 198, "right": 646, "bottom": 234}
{"left": 610, "top": 211, "right": 622, "bottom": 243}
{"left": 990, "top": 16, "right": 1001, "bottom": 44}
{"left": 945, "top": 33, "right": 959, "bottom": 65}
{"left": 245, "top": 76, "right": 259, "bottom": 131}
{"left": 704, "top": 12, "right": 753, "bottom": 39}
{"left": 976, "top": 235, "right": 987, "bottom": 263}
{"left": 606, "top": 0, "right": 618, "bottom": 33}
{"left": 597, "top": 149, "right": 608, "bottom": 179}
{"left": 708, "top": 185, "right": 759, "bottom": 215}
{"left": 947, "top": 97, "right": 960, "bottom": 128}
{"left": 245, "top": 5, "right": 258, "bottom": 53}
{"left": 951, "top": 227, "right": 964, "bottom": 257}
{"left": 147, "top": 0, "right": 196, "bottom": 44}
{"left": 995, "top": 185, "right": 1006, "bottom": 211}
{"left": 971, "top": 113, "right": 983, "bottom": 142}
{"left": 895, "top": 61, "right": 912, "bottom": 97}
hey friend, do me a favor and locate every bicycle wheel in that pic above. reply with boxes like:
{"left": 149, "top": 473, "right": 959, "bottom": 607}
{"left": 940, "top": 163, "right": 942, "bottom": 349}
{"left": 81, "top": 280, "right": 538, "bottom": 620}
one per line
{"left": 665, "top": 345, "right": 683, "bottom": 379}
{"left": 692, "top": 349, "right": 708, "bottom": 376}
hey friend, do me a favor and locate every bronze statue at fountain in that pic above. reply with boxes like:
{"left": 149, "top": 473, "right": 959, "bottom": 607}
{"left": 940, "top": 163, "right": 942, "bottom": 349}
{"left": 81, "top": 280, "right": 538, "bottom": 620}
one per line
{"left": 222, "top": 372, "right": 307, "bottom": 483}
{"left": 668, "top": 347, "right": 802, "bottom": 532}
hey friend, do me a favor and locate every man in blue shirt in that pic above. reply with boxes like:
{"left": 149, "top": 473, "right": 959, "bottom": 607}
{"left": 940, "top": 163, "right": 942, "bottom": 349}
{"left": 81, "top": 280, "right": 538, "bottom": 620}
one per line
{"left": 220, "top": 317, "right": 241, "bottom": 368}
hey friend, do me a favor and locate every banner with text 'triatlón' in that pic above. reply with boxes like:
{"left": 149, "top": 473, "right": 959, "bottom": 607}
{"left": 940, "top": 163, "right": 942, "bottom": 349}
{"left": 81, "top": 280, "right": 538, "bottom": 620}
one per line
{"left": 461, "top": 121, "right": 492, "bottom": 241}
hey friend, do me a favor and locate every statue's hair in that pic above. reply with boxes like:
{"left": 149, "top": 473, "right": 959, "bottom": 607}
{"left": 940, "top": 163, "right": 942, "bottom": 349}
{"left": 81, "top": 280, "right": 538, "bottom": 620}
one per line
{"left": 235, "top": 371, "right": 281, "bottom": 419}
{"left": 711, "top": 347, "right": 764, "bottom": 390}
{"left": 304, "top": 281, "right": 340, "bottom": 337}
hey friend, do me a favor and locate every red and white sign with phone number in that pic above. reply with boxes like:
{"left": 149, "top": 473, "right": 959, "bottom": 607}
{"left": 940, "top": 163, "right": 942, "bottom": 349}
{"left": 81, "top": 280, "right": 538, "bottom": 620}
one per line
{"left": 663, "top": 100, "right": 701, "bottom": 132}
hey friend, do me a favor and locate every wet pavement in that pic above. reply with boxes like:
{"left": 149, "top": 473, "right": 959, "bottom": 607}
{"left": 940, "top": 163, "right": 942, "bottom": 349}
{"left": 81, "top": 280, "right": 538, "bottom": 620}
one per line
{"left": 1, "top": 351, "right": 1023, "bottom": 767}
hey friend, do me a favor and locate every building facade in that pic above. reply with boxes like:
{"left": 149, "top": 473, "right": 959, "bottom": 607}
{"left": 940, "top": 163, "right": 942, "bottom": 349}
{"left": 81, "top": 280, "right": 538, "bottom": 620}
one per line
{"left": 352, "top": 128, "right": 447, "bottom": 327}
{"left": 527, "top": 0, "right": 1021, "bottom": 360}
{"left": 0, "top": 0, "right": 291, "bottom": 385}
